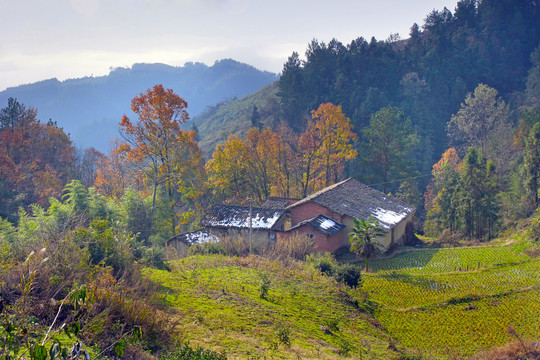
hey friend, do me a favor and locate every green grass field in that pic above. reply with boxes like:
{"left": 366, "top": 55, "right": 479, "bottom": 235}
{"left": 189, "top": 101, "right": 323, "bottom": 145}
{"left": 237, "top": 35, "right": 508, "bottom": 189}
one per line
{"left": 144, "top": 256, "right": 397, "bottom": 359}
{"left": 142, "top": 241, "right": 540, "bottom": 359}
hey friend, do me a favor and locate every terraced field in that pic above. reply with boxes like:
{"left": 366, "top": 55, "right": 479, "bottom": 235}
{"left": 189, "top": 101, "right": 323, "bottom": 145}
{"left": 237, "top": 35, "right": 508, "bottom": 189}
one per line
{"left": 363, "top": 246, "right": 540, "bottom": 358}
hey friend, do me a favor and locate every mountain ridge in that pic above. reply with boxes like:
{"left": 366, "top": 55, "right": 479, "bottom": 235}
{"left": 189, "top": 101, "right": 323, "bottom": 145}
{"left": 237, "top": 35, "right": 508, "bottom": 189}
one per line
{"left": 0, "top": 59, "right": 278, "bottom": 151}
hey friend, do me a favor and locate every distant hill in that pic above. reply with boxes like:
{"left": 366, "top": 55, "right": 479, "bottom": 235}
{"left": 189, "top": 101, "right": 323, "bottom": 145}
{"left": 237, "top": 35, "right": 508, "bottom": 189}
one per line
{"left": 193, "top": 81, "right": 281, "bottom": 155}
{"left": 0, "top": 60, "right": 278, "bottom": 152}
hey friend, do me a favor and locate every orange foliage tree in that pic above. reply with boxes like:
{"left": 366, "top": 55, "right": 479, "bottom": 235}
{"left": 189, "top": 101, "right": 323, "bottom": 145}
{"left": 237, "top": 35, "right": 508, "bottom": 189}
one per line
{"left": 206, "top": 135, "right": 251, "bottom": 203}
{"left": 206, "top": 128, "right": 281, "bottom": 203}
{"left": 297, "top": 103, "right": 358, "bottom": 197}
{"left": 206, "top": 103, "right": 358, "bottom": 203}
{"left": 114, "top": 85, "right": 205, "bottom": 235}
{"left": 311, "top": 103, "right": 358, "bottom": 188}
{"left": 424, "top": 147, "right": 461, "bottom": 235}
{"left": 0, "top": 98, "right": 75, "bottom": 218}
{"left": 94, "top": 140, "right": 144, "bottom": 199}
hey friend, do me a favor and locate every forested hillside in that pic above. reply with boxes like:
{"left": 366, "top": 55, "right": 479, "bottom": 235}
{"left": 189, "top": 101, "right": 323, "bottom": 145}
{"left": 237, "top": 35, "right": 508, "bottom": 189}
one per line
{"left": 196, "top": 0, "right": 540, "bottom": 191}
{"left": 193, "top": 0, "right": 540, "bottom": 241}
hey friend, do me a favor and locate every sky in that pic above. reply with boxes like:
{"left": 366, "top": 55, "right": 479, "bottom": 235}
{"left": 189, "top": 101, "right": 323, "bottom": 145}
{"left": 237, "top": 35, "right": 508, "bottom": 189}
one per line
{"left": 1, "top": 0, "right": 458, "bottom": 91}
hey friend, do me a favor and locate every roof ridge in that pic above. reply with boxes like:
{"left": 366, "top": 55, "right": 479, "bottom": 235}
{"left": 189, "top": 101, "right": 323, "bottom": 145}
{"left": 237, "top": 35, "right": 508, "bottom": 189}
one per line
{"left": 286, "top": 178, "right": 352, "bottom": 209}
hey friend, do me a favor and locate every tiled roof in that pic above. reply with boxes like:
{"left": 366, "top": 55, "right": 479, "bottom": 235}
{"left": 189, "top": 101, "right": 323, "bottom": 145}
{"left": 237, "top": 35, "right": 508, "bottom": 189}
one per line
{"left": 287, "top": 178, "right": 414, "bottom": 231}
{"left": 167, "top": 229, "right": 219, "bottom": 246}
{"left": 260, "top": 197, "right": 298, "bottom": 209}
{"left": 200, "top": 205, "right": 286, "bottom": 230}
{"left": 289, "top": 214, "right": 345, "bottom": 236}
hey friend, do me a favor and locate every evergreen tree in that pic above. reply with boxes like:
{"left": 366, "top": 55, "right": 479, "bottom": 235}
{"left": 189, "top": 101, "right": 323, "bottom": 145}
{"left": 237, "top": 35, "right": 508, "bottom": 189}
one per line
{"left": 361, "top": 106, "right": 419, "bottom": 193}
{"left": 522, "top": 122, "right": 540, "bottom": 209}
{"left": 455, "top": 147, "right": 499, "bottom": 240}
{"left": 250, "top": 105, "right": 262, "bottom": 130}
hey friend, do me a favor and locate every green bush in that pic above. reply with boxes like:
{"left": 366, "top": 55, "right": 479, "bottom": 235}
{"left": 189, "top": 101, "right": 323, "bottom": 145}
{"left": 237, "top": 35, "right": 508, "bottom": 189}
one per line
{"left": 334, "top": 264, "right": 362, "bottom": 288}
{"left": 315, "top": 260, "right": 334, "bottom": 276}
{"left": 188, "top": 242, "right": 226, "bottom": 256}
{"left": 275, "top": 324, "right": 291, "bottom": 348}
{"left": 160, "top": 344, "right": 227, "bottom": 359}
{"left": 258, "top": 272, "right": 271, "bottom": 300}
{"left": 141, "top": 246, "right": 169, "bottom": 270}
{"left": 306, "top": 252, "right": 337, "bottom": 276}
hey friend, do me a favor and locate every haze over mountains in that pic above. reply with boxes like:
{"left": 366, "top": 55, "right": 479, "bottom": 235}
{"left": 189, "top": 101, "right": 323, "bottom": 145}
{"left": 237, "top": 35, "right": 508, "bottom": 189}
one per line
{"left": 0, "top": 59, "right": 278, "bottom": 152}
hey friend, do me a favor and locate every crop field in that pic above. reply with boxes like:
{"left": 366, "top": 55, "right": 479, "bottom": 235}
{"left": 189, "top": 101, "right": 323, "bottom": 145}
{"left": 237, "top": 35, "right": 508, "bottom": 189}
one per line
{"left": 368, "top": 246, "right": 529, "bottom": 274}
{"left": 362, "top": 245, "right": 540, "bottom": 358}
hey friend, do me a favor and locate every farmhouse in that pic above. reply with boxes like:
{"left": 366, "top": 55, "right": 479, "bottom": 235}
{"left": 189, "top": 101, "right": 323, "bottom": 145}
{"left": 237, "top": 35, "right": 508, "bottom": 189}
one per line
{"left": 171, "top": 178, "right": 414, "bottom": 255}
{"left": 281, "top": 178, "right": 415, "bottom": 253}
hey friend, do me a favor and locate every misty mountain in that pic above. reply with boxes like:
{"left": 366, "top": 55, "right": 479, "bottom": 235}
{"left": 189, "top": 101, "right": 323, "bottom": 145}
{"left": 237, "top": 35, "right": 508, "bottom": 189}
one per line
{"left": 0, "top": 59, "right": 278, "bottom": 152}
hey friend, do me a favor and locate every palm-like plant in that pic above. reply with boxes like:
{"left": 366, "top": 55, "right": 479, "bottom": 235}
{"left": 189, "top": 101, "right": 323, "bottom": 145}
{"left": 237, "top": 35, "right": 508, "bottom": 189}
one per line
{"left": 349, "top": 216, "right": 385, "bottom": 272}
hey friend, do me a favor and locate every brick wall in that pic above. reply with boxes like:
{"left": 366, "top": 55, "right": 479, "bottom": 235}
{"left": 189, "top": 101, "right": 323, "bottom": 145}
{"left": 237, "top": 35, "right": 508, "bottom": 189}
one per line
{"left": 277, "top": 223, "right": 345, "bottom": 253}
{"left": 290, "top": 201, "right": 341, "bottom": 225}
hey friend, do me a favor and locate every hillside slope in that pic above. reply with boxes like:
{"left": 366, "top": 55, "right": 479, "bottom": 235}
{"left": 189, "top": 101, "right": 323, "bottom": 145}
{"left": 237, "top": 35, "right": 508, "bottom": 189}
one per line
{"left": 144, "top": 255, "right": 397, "bottom": 359}
{"left": 193, "top": 81, "right": 281, "bottom": 155}
{"left": 0, "top": 60, "right": 278, "bottom": 151}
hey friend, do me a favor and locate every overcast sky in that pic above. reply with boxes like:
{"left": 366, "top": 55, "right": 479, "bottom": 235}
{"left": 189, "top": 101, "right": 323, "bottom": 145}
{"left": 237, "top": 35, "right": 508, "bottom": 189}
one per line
{"left": 1, "top": 0, "right": 458, "bottom": 91}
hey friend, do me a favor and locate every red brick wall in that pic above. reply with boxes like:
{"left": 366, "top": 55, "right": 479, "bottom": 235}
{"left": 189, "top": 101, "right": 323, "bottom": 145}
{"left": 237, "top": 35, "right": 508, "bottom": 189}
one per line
{"left": 278, "top": 224, "right": 345, "bottom": 253}
{"left": 289, "top": 201, "right": 342, "bottom": 225}
{"left": 285, "top": 201, "right": 348, "bottom": 253}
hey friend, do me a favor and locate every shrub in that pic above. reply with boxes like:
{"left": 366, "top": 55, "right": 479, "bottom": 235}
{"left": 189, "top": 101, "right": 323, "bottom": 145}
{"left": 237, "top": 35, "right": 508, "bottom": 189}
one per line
{"left": 334, "top": 264, "right": 362, "bottom": 288}
{"left": 140, "top": 246, "right": 169, "bottom": 270}
{"left": 316, "top": 260, "right": 334, "bottom": 276}
{"left": 275, "top": 323, "right": 291, "bottom": 348}
{"left": 218, "top": 236, "right": 250, "bottom": 256}
{"left": 160, "top": 344, "right": 227, "bottom": 360}
{"left": 188, "top": 242, "right": 226, "bottom": 256}
{"left": 306, "top": 252, "right": 338, "bottom": 276}
{"left": 258, "top": 272, "right": 271, "bottom": 300}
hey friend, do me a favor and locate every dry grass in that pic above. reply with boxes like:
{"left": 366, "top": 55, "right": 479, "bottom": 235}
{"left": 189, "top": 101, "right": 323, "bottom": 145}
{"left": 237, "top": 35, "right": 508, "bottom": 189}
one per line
{"left": 264, "top": 233, "right": 315, "bottom": 261}
{"left": 472, "top": 340, "right": 540, "bottom": 360}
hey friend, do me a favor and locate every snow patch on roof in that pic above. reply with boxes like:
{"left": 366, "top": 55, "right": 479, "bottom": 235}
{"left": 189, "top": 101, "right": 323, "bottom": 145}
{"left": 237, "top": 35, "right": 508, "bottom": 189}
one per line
{"left": 183, "top": 230, "right": 219, "bottom": 244}
{"left": 320, "top": 218, "right": 336, "bottom": 230}
{"left": 372, "top": 207, "right": 410, "bottom": 229}
{"left": 206, "top": 209, "right": 283, "bottom": 229}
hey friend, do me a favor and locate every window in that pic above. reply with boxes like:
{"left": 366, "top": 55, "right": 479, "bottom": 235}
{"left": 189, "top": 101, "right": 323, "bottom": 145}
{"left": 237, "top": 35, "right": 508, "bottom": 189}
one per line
{"left": 269, "top": 233, "right": 276, "bottom": 240}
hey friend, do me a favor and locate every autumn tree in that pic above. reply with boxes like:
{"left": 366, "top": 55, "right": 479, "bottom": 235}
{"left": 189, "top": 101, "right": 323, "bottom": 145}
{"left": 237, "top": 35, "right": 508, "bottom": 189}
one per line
{"left": 116, "top": 85, "right": 205, "bottom": 238}
{"left": 206, "top": 128, "right": 282, "bottom": 203}
{"left": 297, "top": 119, "right": 324, "bottom": 197}
{"left": 0, "top": 98, "right": 75, "bottom": 219}
{"left": 206, "top": 134, "right": 251, "bottom": 203}
{"left": 295, "top": 103, "right": 358, "bottom": 197}
{"left": 94, "top": 140, "right": 144, "bottom": 199}
{"left": 424, "top": 148, "right": 461, "bottom": 235}
{"left": 206, "top": 104, "right": 358, "bottom": 202}
{"left": 362, "top": 106, "right": 419, "bottom": 193}
{"left": 74, "top": 147, "right": 106, "bottom": 188}
{"left": 244, "top": 128, "right": 280, "bottom": 202}
{"left": 273, "top": 126, "right": 299, "bottom": 198}
{"left": 311, "top": 103, "right": 358, "bottom": 188}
